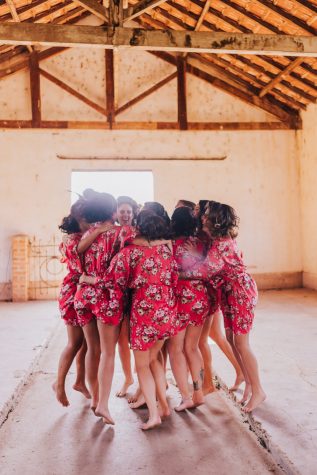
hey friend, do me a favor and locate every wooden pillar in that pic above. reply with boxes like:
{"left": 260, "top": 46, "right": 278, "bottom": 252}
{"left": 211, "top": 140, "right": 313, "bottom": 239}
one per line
{"left": 29, "top": 51, "right": 41, "bottom": 128}
{"left": 177, "top": 56, "right": 187, "bottom": 130}
{"left": 11, "top": 235, "right": 29, "bottom": 302}
{"left": 105, "top": 49, "right": 115, "bottom": 129}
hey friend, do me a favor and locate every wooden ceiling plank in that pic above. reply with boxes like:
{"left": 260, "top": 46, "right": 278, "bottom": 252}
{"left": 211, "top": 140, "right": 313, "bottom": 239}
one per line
{"left": 255, "top": 0, "right": 317, "bottom": 35}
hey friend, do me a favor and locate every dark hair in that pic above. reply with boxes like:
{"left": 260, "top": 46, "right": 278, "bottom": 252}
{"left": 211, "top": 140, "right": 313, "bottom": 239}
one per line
{"left": 205, "top": 202, "right": 239, "bottom": 238}
{"left": 171, "top": 207, "right": 197, "bottom": 238}
{"left": 176, "top": 199, "right": 195, "bottom": 210}
{"left": 59, "top": 215, "right": 80, "bottom": 234}
{"left": 59, "top": 198, "right": 84, "bottom": 234}
{"left": 143, "top": 201, "right": 170, "bottom": 225}
{"left": 81, "top": 191, "right": 117, "bottom": 223}
{"left": 136, "top": 210, "right": 170, "bottom": 241}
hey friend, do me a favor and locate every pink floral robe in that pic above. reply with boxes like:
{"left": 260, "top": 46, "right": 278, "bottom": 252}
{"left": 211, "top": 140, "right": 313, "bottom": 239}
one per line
{"left": 58, "top": 233, "right": 82, "bottom": 326}
{"left": 185, "top": 237, "right": 258, "bottom": 335}
{"left": 74, "top": 224, "right": 135, "bottom": 326}
{"left": 172, "top": 237, "right": 211, "bottom": 331}
{"left": 105, "top": 243, "right": 178, "bottom": 351}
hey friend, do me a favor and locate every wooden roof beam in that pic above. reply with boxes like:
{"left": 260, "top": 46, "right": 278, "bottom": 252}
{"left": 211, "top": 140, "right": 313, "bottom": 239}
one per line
{"left": 259, "top": 57, "right": 305, "bottom": 98}
{"left": 5, "top": 0, "right": 33, "bottom": 53}
{"left": 124, "top": 0, "right": 168, "bottom": 23}
{"left": 1, "top": 24, "right": 317, "bottom": 57}
{"left": 73, "top": 0, "right": 108, "bottom": 22}
{"left": 151, "top": 51, "right": 301, "bottom": 129}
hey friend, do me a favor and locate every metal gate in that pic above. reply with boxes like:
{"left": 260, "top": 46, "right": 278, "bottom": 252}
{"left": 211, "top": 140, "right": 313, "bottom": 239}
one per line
{"left": 28, "top": 235, "right": 66, "bottom": 300}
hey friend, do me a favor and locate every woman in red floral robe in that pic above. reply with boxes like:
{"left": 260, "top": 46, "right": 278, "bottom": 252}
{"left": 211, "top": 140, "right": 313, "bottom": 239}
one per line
{"left": 74, "top": 191, "right": 133, "bottom": 425}
{"left": 54, "top": 200, "right": 91, "bottom": 408}
{"left": 104, "top": 210, "right": 178, "bottom": 430}
{"left": 167, "top": 207, "right": 211, "bottom": 411}
{"left": 182, "top": 202, "right": 266, "bottom": 413}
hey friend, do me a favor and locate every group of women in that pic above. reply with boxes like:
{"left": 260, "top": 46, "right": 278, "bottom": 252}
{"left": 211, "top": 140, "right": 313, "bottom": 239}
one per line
{"left": 53, "top": 191, "right": 266, "bottom": 431}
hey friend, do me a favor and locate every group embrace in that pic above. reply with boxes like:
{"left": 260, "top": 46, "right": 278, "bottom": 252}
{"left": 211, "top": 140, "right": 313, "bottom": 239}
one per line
{"left": 53, "top": 192, "right": 266, "bottom": 431}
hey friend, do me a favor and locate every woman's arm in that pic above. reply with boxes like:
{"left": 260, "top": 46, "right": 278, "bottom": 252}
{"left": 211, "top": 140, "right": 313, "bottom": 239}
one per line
{"left": 77, "top": 223, "right": 113, "bottom": 254}
{"left": 180, "top": 243, "right": 224, "bottom": 281}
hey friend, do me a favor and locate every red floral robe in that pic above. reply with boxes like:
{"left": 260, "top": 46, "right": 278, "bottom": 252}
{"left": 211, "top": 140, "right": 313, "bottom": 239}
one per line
{"left": 172, "top": 237, "right": 210, "bottom": 331}
{"left": 58, "top": 233, "right": 82, "bottom": 326}
{"left": 105, "top": 243, "right": 178, "bottom": 351}
{"left": 74, "top": 224, "right": 135, "bottom": 326}
{"left": 185, "top": 237, "right": 258, "bottom": 335}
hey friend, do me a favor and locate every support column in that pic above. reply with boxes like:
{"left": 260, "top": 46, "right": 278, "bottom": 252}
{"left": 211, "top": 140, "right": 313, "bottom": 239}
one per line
{"left": 11, "top": 235, "right": 29, "bottom": 302}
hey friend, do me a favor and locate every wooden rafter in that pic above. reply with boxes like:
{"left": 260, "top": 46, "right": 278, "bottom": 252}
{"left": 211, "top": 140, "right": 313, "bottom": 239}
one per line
{"left": 105, "top": 49, "right": 115, "bottom": 127}
{"left": 5, "top": 0, "right": 33, "bottom": 53}
{"left": 39, "top": 67, "right": 107, "bottom": 116}
{"left": 29, "top": 51, "right": 41, "bottom": 127}
{"left": 1, "top": 24, "right": 317, "bottom": 57}
{"left": 152, "top": 51, "right": 301, "bottom": 128}
{"left": 115, "top": 71, "right": 177, "bottom": 116}
{"left": 73, "top": 0, "right": 108, "bottom": 21}
{"left": 259, "top": 57, "right": 305, "bottom": 98}
{"left": 194, "top": 0, "right": 211, "bottom": 31}
{"left": 124, "top": 0, "right": 168, "bottom": 22}
{"left": 0, "top": 119, "right": 290, "bottom": 130}
{"left": 177, "top": 56, "right": 187, "bottom": 130}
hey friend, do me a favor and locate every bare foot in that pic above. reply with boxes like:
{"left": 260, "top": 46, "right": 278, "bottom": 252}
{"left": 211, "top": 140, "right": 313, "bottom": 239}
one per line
{"left": 243, "top": 390, "right": 266, "bottom": 413}
{"left": 52, "top": 382, "right": 69, "bottom": 407}
{"left": 73, "top": 382, "right": 91, "bottom": 399}
{"left": 193, "top": 389, "right": 204, "bottom": 408}
{"left": 116, "top": 379, "right": 134, "bottom": 398}
{"left": 175, "top": 397, "right": 195, "bottom": 412}
{"left": 128, "top": 387, "right": 141, "bottom": 404}
{"left": 158, "top": 404, "right": 171, "bottom": 419}
{"left": 203, "top": 385, "right": 216, "bottom": 396}
{"left": 229, "top": 374, "right": 245, "bottom": 392}
{"left": 240, "top": 382, "right": 252, "bottom": 405}
{"left": 141, "top": 416, "right": 162, "bottom": 431}
{"left": 129, "top": 394, "right": 147, "bottom": 409}
{"left": 95, "top": 407, "right": 115, "bottom": 425}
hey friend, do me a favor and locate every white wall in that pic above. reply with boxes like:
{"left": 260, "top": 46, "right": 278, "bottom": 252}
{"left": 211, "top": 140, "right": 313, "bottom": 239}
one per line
{"left": 0, "top": 42, "right": 302, "bottom": 298}
{"left": 299, "top": 104, "right": 317, "bottom": 289}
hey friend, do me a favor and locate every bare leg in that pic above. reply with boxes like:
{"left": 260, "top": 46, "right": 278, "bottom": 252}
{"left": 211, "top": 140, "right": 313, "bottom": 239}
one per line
{"left": 185, "top": 325, "right": 205, "bottom": 406}
{"left": 73, "top": 339, "right": 91, "bottom": 399}
{"left": 234, "top": 333, "right": 266, "bottom": 412}
{"left": 53, "top": 325, "right": 84, "bottom": 407}
{"left": 150, "top": 342, "right": 171, "bottom": 418}
{"left": 198, "top": 315, "right": 215, "bottom": 395}
{"left": 210, "top": 312, "right": 244, "bottom": 390}
{"left": 116, "top": 319, "right": 134, "bottom": 397}
{"left": 167, "top": 330, "right": 194, "bottom": 411}
{"left": 82, "top": 320, "right": 100, "bottom": 411}
{"left": 226, "top": 329, "right": 251, "bottom": 404}
{"left": 134, "top": 343, "right": 163, "bottom": 430}
{"left": 95, "top": 321, "right": 120, "bottom": 425}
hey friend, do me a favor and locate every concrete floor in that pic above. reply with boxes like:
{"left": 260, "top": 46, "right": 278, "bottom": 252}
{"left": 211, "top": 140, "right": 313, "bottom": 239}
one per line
{"left": 212, "top": 289, "right": 317, "bottom": 475}
{"left": 0, "top": 290, "right": 316, "bottom": 475}
{"left": 0, "top": 323, "right": 282, "bottom": 475}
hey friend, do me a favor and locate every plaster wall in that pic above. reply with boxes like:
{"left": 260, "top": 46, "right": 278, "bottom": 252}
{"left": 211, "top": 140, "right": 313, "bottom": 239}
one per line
{"left": 299, "top": 105, "right": 317, "bottom": 289}
{"left": 0, "top": 44, "right": 302, "bottom": 298}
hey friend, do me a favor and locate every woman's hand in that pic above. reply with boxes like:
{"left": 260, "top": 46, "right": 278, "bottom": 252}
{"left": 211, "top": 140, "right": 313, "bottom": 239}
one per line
{"left": 183, "top": 241, "right": 201, "bottom": 259}
{"left": 79, "top": 274, "right": 97, "bottom": 285}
